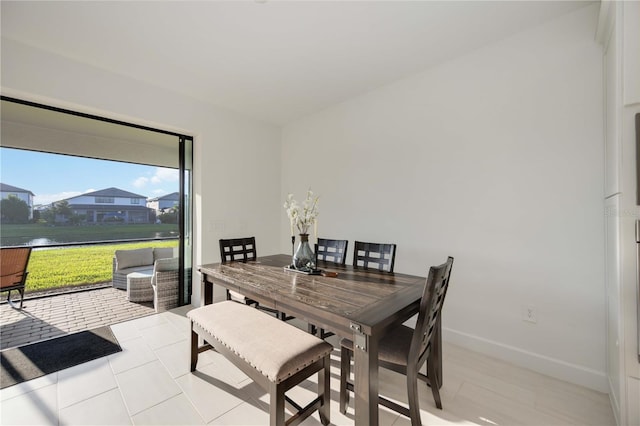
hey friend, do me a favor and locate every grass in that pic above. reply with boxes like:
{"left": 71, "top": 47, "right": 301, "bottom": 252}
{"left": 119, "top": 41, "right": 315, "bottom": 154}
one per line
{"left": 25, "top": 240, "right": 179, "bottom": 293}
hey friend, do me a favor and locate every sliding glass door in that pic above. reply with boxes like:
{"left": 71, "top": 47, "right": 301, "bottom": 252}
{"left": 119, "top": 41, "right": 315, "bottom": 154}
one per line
{"left": 1, "top": 96, "right": 194, "bottom": 303}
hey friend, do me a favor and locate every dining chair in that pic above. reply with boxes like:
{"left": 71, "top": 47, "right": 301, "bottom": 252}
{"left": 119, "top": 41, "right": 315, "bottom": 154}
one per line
{"left": 219, "top": 237, "right": 288, "bottom": 320}
{"left": 339, "top": 256, "right": 454, "bottom": 426}
{"left": 352, "top": 240, "right": 397, "bottom": 272}
{"left": 309, "top": 238, "right": 349, "bottom": 338}
{"left": 219, "top": 237, "right": 259, "bottom": 307}
{"left": 0, "top": 247, "right": 33, "bottom": 310}
{"left": 314, "top": 238, "right": 348, "bottom": 266}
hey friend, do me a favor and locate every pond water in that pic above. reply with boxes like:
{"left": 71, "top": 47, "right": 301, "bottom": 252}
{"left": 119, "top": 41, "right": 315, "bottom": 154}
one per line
{"left": 2, "top": 230, "right": 179, "bottom": 247}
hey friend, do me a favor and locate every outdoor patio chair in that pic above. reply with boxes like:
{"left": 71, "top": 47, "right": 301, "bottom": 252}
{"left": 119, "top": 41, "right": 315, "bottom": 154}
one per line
{"left": 0, "top": 247, "right": 32, "bottom": 309}
{"left": 152, "top": 257, "right": 180, "bottom": 312}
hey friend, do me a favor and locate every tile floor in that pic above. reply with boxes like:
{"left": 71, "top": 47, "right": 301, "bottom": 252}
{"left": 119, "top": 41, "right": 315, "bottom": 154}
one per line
{"left": 0, "top": 304, "right": 616, "bottom": 425}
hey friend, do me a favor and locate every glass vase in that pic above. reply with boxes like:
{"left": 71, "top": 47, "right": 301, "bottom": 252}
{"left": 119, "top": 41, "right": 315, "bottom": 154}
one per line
{"left": 293, "top": 234, "right": 316, "bottom": 272}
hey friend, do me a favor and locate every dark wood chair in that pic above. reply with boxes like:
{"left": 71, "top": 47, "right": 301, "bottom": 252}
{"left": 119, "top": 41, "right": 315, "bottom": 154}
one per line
{"left": 339, "top": 256, "right": 454, "bottom": 426}
{"left": 219, "top": 237, "right": 288, "bottom": 320}
{"left": 308, "top": 238, "right": 349, "bottom": 338}
{"left": 352, "top": 240, "right": 397, "bottom": 272}
{"left": 314, "top": 238, "right": 348, "bottom": 266}
{"left": 219, "top": 237, "right": 259, "bottom": 307}
{"left": 0, "top": 247, "right": 32, "bottom": 310}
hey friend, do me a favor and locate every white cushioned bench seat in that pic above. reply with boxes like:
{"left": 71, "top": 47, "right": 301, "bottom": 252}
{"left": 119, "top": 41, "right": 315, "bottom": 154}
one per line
{"left": 188, "top": 301, "right": 331, "bottom": 426}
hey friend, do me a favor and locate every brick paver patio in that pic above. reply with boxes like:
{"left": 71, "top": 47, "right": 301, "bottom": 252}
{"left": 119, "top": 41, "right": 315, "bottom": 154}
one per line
{"left": 0, "top": 285, "right": 156, "bottom": 350}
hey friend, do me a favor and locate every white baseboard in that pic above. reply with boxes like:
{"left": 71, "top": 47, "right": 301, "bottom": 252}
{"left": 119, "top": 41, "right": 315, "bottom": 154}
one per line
{"left": 443, "top": 327, "right": 609, "bottom": 394}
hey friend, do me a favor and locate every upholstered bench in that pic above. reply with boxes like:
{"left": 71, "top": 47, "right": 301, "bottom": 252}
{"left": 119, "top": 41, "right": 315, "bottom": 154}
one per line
{"left": 188, "top": 301, "right": 332, "bottom": 426}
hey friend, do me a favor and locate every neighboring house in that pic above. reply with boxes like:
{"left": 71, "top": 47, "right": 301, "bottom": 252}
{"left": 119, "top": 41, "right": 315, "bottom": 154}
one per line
{"left": 147, "top": 192, "right": 179, "bottom": 218}
{"left": 53, "top": 187, "right": 152, "bottom": 224}
{"left": 0, "top": 183, "right": 35, "bottom": 220}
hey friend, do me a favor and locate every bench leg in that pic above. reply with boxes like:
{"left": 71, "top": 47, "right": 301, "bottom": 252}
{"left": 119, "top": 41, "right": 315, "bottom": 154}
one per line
{"left": 269, "top": 381, "right": 285, "bottom": 426}
{"left": 190, "top": 327, "right": 198, "bottom": 372}
{"left": 319, "top": 354, "right": 330, "bottom": 426}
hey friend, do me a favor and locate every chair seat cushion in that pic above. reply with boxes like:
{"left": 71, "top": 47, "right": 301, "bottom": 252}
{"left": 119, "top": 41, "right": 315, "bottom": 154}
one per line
{"left": 341, "top": 324, "right": 413, "bottom": 366}
{"left": 188, "top": 301, "right": 333, "bottom": 384}
{"left": 117, "top": 265, "right": 154, "bottom": 276}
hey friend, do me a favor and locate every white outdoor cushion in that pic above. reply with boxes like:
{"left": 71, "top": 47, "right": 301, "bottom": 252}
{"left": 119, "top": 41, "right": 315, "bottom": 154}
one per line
{"left": 151, "top": 258, "right": 179, "bottom": 286}
{"left": 115, "top": 248, "right": 154, "bottom": 270}
{"left": 154, "top": 257, "right": 178, "bottom": 272}
{"left": 154, "top": 247, "right": 175, "bottom": 261}
{"left": 188, "top": 301, "right": 333, "bottom": 384}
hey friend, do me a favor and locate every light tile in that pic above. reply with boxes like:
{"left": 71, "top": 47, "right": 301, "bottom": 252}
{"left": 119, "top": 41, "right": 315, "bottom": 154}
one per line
{"left": 110, "top": 320, "right": 143, "bottom": 342}
{"left": 140, "top": 322, "right": 186, "bottom": 350}
{"left": 131, "top": 393, "right": 204, "bottom": 425}
{"left": 0, "top": 306, "right": 618, "bottom": 426}
{"left": 155, "top": 339, "right": 216, "bottom": 379}
{"left": 57, "top": 357, "right": 118, "bottom": 409}
{"left": 159, "top": 308, "right": 192, "bottom": 331}
{"left": 59, "top": 388, "right": 131, "bottom": 425}
{"left": 176, "top": 364, "right": 249, "bottom": 423}
{"left": 197, "top": 351, "right": 251, "bottom": 385}
{"left": 208, "top": 399, "right": 270, "bottom": 425}
{"left": 535, "top": 385, "right": 615, "bottom": 425}
{"left": 455, "top": 381, "right": 573, "bottom": 426}
{"left": 0, "top": 372, "right": 57, "bottom": 402}
{"left": 115, "top": 360, "right": 182, "bottom": 416}
{"left": 109, "top": 336, "right": 158, "bottom": 374}
{"left": 0, "top": 384, "right": 58, "bottom": 425}
{"left": 132, "top": 313, "right": 168, "bottom": 331}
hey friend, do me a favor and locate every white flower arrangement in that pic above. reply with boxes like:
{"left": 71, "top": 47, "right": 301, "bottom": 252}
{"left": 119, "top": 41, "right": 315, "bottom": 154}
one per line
{"left": 284, "top": 189, "right": 319, "bottom": 235}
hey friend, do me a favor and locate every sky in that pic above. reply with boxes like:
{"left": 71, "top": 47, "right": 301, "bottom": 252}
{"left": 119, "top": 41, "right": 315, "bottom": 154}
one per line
{"left": 0, "top": 148, "right": 179, "bottom": 206}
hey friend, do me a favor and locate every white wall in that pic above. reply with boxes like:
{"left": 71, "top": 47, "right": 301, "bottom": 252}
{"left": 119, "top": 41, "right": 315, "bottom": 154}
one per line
{"left": 1, "top": 38, "right": 283, "bottom": 306}
{"left": 282, "top": 5, "right": 606, "bottom": 391}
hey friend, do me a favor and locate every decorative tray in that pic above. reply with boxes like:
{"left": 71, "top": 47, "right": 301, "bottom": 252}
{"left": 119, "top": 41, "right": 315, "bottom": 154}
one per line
{"left": 283, "top": 266, "right": 322, "bottom": 275}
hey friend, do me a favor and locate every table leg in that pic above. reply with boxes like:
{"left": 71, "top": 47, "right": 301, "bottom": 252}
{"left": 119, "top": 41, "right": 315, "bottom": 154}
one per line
{"left": 203, "top": 275, "right": 213, "bottom": 305}
{"left": 352, "top": 325, "right": 379, "bottom": 426}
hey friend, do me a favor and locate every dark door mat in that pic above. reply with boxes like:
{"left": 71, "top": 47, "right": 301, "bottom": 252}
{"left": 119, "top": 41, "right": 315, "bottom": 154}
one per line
{"left": 0, "top": 326, "right": 122, "bottom": 389}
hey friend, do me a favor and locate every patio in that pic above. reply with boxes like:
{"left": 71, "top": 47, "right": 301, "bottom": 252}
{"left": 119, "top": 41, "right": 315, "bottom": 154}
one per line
{"left": 0, "top": 285, "right": 155, "bottom": 350}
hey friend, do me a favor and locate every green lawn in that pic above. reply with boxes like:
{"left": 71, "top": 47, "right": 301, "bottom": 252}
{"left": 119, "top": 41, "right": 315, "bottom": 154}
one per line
{"left": 25, "top": 241, "right": 179, "bottom": 293}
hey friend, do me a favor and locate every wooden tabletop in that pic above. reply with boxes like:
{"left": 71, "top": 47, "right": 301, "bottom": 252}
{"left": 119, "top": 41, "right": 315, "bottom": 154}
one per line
{"left": 198, "top": 254, "right": 426, "bottom": 339}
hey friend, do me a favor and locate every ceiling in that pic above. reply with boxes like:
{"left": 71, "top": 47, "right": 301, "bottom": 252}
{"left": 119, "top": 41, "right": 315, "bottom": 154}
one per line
{"left": 1, "top": 1, "right": 595, "bottom": 126}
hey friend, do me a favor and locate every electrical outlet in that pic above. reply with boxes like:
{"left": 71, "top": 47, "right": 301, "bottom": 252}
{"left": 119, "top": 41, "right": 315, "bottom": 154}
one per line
{"left": 522, "top": 305, "right": 537, "bottom": 324}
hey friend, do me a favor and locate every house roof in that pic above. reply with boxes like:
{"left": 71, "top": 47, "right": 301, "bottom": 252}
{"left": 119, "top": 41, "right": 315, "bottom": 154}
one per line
{"left": 148, "top": 192, "right": 179, "bottom": 202}
{"left": 78, "top": 187, "right": 147, "bottom": 199}
{"left": 0, "top": 183, "right": 35, "bottom": 196}
{"left": 68, "top": 204, "right": 152, "bottom": 212}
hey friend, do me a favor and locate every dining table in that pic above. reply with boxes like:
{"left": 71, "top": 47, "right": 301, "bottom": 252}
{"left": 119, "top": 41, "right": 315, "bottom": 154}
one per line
{"left": 198, "top": 254, "right": 437, "bottom": 426}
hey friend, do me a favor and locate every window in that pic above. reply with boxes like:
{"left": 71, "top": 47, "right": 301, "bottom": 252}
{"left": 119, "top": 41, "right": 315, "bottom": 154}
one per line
{"left": 130, "top": 198, "right": 140, "bottom": 205}
{"left": 95, "top": 197, "right": 114, "bottom": 204}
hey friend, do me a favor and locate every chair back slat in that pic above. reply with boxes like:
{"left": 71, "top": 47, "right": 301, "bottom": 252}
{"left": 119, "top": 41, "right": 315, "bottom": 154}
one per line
{"left": 0, "top": 247, "right": 32, "bottom": 289}
{"left": 315, "top": 238, "right": 348, "bottom": 266}
{"left": 352, "top": 241, "right": 396, "bottom": 272}
{"left": 410, "top": 256, "right": 454, "bottom": 365}
{"left": 219, "top": 237, "right": 257, "bottom": 263}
